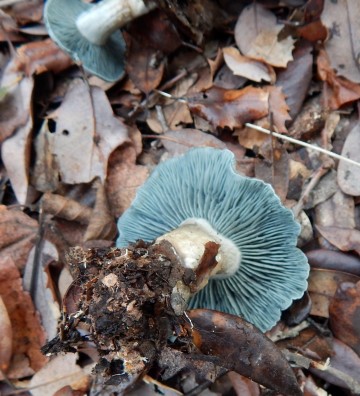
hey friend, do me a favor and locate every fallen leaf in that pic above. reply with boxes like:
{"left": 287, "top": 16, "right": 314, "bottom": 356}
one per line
{"left": 337, "top": 121, "right": 360, "bottom": 196}
{"left": 321, "top": 0, "right": 360, "bottom": 83}
{"left": 0, "top": 256, "right": 47, "bottom": 379}
{"left": 223, "top": 47, "right": 275, "bottom": 83}
{"left": 316, "top": 226, "right": 360, "bottom": 255}
{"left": 276, "top": 41, "right": 313, "bottom": 119}
{"left": 303, "top": 169, "right": 337, "bottom": 210}
{"left": 29, "top": 353, "right": 91, "bottom": 396}
{"left": 162, "top": 128, "right": 226, "bottom": 157}
{"left": 83, "top": 180, "right": 117, "bottom": 241}
{"left": 317, "top": 48, "right": 360, "bottom": 109}
{"left": 106, "top": 144, "right": 149, "bottom": 217}
{"left": 187, "top": 309, "right": 302, "bottom": 396}
{"left": 227, "top": 371, "right": 260, "bottom": 396}
{"left": 308, "top": 268, "right": 360, "bottom": 317}
{"left": 46, "top": 78, "right": 129, "bottom": 184}
{"left": 306, "top": 249, "right": 360, "bottom": 276}
{"left": 265, "top": 85, "right": 291, "bottom": 133}
{"left": 310, "top": 338, "right": 360, "bottom": 392}
{"left": 0, "top": 296, "right": 12, "bottom": 373}
{"left": 0, "top": 206, "right": 38, "bottom": 270}
{"left": 23, "top": 241, "right": 61, "bottom": 340}
{"left": 187, "top": 86, "right": 269, "bottom": 129}
{"left": 126, "top": 35, "right": 165, "bottom": 94}
{"left": 235, "top": 3, "right": 295, "bottom": 68}
{"left": 329, "top": 281, "right": 360, "bottom": 356}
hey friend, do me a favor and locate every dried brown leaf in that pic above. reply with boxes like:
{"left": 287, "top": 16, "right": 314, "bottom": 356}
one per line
{"left": 338, "top": 121, "right": 360, "bottom": 196}
{"left": 0, "top": 256, "right": 47, "bottom": 380}
{"left": 316, "top": 225, "right": 360, "bottom": 255}
{"left": 317, "top": 48, "right": 360, "bottom": 109}
{"left": 84, "top": 180, "right": 117, "bottom": 241}
{"left": 0, "top": 206, "right": 38, "bottom": 270}
{"left": 223, "top": 47, "right": 275, "bottom": 83}
{"left": 265, "top": 86, "right": 291, "bottom": 133}
{"left": 46, "top": 79, "right": 129, "bottom": 184}
{"left": 227, "top": 372, "right": 260, "bottom": 396}
{"left": 276, "top": 41, "right": 313, "bottom": 119}
{"left": 321, "top": 0, "right": 360, "bottom": 83}
{"left": 187, "top": 86, "right": 269, "bottom": 129}
{"left": 0, "top": 296, "right": 12, "bottom": 374}
{"left": 329, "top": 281, "right": 360, "bottom": 356}
{"left": 308, "top": 268, "right": 360, "bottom": 317}
{"left": 126, "top": 35, "right": 165, "bottom": 94}
{"left": 235, "top": 3, "right": 295, "bottom": 68}
{"left": 187, "top": 309, "right": 302, "bottom": 396}
{"left": 306, "top": 249, "right": 360, "bottom": 276}
{"left": 106, "top": 145, "right": 149, "bottom": 218}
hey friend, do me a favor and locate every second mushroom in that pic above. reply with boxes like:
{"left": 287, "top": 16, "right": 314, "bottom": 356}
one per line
{"left": 117, "top": 147, "right": 309, "bottom": 332}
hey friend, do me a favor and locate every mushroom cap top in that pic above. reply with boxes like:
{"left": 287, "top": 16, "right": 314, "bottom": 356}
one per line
{"left": 44, "top": 0, "right": 126, "bottom": 82}
{"left": 116, "top": 148, "right": 309, "bottom": 331}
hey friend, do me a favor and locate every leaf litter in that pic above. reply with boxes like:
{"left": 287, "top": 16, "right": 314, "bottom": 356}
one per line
{"left": 1, "top": 0, "right": 360, "bottom": 395}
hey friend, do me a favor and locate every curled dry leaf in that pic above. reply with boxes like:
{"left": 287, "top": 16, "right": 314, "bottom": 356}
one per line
{"left": 42, "top": 192, "right": 93, "bottom": 225}
{"left": 308, "top": 268, "right": 360, "bottom": 318}
{"left": 316, "top": 225, "right": 360, "bottom": 255}
{"left": 83, "top": 180, "right": 117, "bottom": 242}
{"left": 0, "top": 206, "right": 38, "bottom": 270}
{"left": 234, "top": 3, "right": 295, "bottom": 68}
{"left": 186, "top": 309, "right": 302, "bottom": 396}
{"left": 337, "top": 121, "right": 360, "bottom": 196}
{"left": 0, "top": 256, "right": 47, "bottom": 380}
{"left": 317, "top": 49, "right": 360, "bottom": 109}
{"left": 329, "top": 281, "right": 360, "bottom": 356}
{"left": 265, "top": 85, "right": 291, "bottom": 133}
{"left": 223, "top": 47, "right": 275, "bottom": 83}
{"left": 46, "top": 78, "right": 129, "bottom": 184}
{"left": 276, "top": 41, "right": 313, "bottom": 119}
{"left": 187, "top": 86, "right": 269, "bottom": 129}
{"left": 321, "top": 0, "right": 360, "bottom": 83}
{"left": 306, "top": 249, "right": 360, "bottom": 276}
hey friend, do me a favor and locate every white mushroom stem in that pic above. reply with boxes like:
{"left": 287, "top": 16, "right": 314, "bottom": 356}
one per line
{"left": 76, "top": 0, "right": 156, "bottom": 45}
{"left": 156, "top": 218, "right": 241, "bottom": 283}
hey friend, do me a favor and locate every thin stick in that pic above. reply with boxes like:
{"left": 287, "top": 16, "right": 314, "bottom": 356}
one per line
{"left": 245, "top": 122, "right": 360, "bottom": 168}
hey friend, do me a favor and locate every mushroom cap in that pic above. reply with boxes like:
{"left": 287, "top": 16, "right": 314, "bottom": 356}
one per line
{"left": 116, "top": 148, "right": 309, "bottom": 331}
{"left": 44, "top": 0, "right": 126, "bottom": 82}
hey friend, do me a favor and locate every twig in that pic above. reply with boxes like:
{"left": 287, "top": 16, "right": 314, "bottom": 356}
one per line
{"left": 244, "top": 123, "right": 360, "bottom": 169}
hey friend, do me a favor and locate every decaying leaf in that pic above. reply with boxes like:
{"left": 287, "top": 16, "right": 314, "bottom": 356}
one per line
{"left": 316, "top": 225, "right": 360, "bottom": 255}
{"left": 265, "top": 85, "right": 291, "bottom": 133}
{"left": 321, "top": 0, "right": 360, "bottom": 83}
{"left": 223, "top": 47, "right": 275, "bottom": 83}
{"left": 0, "top": 256, "right": 47, "bottom": 380}
{"left": 106, "top": 144, "right": 149, "bottom": 217}
{"left": 0, "top": 206, "right": 38, "bottom": 270}
{"left": 329, "top": 281, "right": 360, "bottom": 356}
{"left": 308, "top": 269, "right": 360, "bottom": 318}
{"left": 276, "top": 41, "right": 313, "bottom": 119}
{"left": 317, "top": 49, "right": 360, "bottom": 109}
{"left": 235, "top": 3, "right": 295, "bottom": 68}
{"left": 46, "top": 78, "right": 129, "bottom": 184}
{"left": 126, "top": 35, "right": 165, "bottom": 94}
{"left": 0, "top": 296, "right": 12, "bottom": 374}
{"left": 186, "top": 309, "right": 302, "bottom": 396}
{"left": 187, "top": 86, "right": 269, "bottom": 129}
{"left": 337, "top": 121, "right": 360, "bottom": 196}
{"left": 162, "top": 128, "right": 226, "bottom": 157}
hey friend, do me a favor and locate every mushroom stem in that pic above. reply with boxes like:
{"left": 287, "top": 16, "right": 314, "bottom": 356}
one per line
{"left": 156, "top": 218, "right": 241, "bottom": 283}
{"left": 75, "top": 0, "right": 156, "bottom": 45}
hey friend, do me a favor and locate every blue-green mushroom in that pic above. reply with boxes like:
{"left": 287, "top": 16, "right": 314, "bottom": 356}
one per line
{"left": 117, "top": 147, "right": 309, "bottom": 332}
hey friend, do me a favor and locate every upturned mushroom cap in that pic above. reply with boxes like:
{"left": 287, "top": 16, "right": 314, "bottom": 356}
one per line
{"left": 44, "top": 0, "right": 126, "bottom": 82}
{"left": 117, "top": 148, "right": 309, "bottom": 331}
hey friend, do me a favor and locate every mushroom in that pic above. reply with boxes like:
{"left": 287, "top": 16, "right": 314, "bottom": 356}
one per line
{"left": 116, "top": 148, "right": 309, "bottom": 332}
{"left": 44, "top": 0, "right": 155, "bottom": 81}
